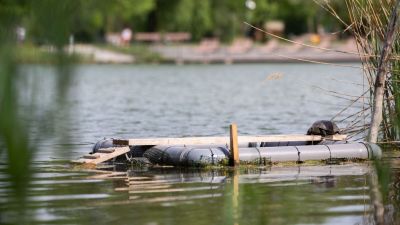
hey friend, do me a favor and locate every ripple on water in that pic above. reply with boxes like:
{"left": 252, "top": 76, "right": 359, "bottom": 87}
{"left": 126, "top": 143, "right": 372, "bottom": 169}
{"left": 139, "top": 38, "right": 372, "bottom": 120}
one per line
{"left": 327, "top": 205, "right": 371, "bottom": 213}
{"left": 29, "top": 193, "right": 110, "bottom": 202}
{"left": 33, "top": 172, "right": 83, "bottom": 178}
{"left": 9, "top": 64, "right": 380, "bottom": 225}
{"left": 329, "top": 195, "right": 370, "bottom": 201}
{"left": 316, "top": 215, "right": 371, "bottom": 225}
{"left": 123, "top": 173, "right": 225, "bottom": 205}
{"left": 33, "top": 208, "right": 66, "bottom": 222}
{"left": 31, "top": 179, "right": 104, "bottom": 185}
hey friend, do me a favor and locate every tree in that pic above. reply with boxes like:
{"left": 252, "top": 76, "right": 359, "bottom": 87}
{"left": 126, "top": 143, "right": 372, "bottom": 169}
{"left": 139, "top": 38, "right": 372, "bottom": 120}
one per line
{"left": 271, "top": 0, "right": 318, "bottom": 35}
{"left": 211, "top": 0, "right": 247, "bottom": 42}
{"left": 251, "top": 0, "right": 279, "bottom": 24}
{"left": 190, "top": 0, "right": 212, "bottom": 41}
{"left": 155, "top": 0, "right": 192, "bottom": 31}
{"left": 71, "top": 0, "right": 156, "bottom": 42}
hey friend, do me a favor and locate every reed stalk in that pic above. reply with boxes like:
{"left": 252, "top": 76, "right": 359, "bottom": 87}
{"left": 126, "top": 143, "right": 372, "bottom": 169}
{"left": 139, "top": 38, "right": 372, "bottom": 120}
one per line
{"left": 322, "top": 0, "right": 400, "bottom": 143}
{"left": 325, "top": 1, "right": 400, "bottom": 223}
{"left": 349, "top": 0, "right": 400, "bottom": 143}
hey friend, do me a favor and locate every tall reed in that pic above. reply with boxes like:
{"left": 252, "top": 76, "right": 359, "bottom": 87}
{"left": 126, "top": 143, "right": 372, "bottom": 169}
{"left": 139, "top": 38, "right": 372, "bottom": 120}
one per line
{"left": 334, "top": 0, "right": 400, "bottom": 142}
{"left": 325, "top": 1, "right": 400, "bottom": 223}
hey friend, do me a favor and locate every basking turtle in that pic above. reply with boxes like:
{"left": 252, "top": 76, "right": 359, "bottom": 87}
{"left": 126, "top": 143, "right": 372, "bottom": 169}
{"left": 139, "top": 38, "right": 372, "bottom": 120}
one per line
{"left": 307, "top": 120, "right": 340, "bottom": 136}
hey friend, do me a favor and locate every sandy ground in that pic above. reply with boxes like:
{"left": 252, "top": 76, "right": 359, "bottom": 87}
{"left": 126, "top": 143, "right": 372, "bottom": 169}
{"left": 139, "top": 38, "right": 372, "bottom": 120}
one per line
{"left": 72, "top": 44, "right": 135, "bottom": 63}
{"left": 150, "top": 40, "right": 360, "bottom": 64}
{"left": 71, "top": 39, "right": 360, "bottom": 64}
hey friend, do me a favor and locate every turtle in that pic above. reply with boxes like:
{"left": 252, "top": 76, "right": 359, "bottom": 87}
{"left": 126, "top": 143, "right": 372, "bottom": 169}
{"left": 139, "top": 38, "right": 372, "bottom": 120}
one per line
{"left": 307, "top": 120, "right": 340, "bottom": 136}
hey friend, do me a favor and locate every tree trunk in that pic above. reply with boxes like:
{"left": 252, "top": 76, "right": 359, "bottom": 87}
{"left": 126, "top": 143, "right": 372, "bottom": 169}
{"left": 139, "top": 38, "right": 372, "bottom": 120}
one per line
{"left": 368, "top": 0, "right": 400, "bottom": 143}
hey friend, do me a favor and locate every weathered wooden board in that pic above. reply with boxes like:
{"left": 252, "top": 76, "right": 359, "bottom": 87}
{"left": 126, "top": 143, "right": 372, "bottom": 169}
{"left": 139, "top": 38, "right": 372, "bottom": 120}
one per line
{"left": 230, "top": 124, "right": 239, "bottom": 166}
{"left": 73, "top": 134, "right": 347, "bottom": 165}
{"left": 113, "top": 134, "right": 347, "bottom": 146}
{"left": 72, "top": 146, "right": 130, "bottom": 165}
{"left": 97, "top": 148, "right": 115, "bottom": 153}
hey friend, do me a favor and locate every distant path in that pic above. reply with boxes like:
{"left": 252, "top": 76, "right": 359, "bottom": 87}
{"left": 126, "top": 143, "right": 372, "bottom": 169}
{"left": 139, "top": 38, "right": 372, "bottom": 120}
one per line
{"left": 151, "top": 42, "right": 361, "bottom": 64}
{"left": 71, "top": 42, "right": 360, "bottom": 64}
{"left": 73, "top": 44, "right": 135, "bottom": 64}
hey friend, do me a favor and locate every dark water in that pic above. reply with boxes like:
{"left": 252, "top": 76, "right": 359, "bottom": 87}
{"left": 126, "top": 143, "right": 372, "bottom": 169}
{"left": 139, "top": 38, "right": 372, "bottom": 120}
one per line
{"left": 1, "top": 64, "right": 398, "bottom": 224}
{"left": 29, "top": 63, "right": 366, "bottom": 160}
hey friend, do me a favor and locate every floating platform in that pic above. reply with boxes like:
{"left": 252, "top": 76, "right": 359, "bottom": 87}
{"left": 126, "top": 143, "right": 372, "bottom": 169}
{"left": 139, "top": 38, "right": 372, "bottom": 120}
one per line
{"left": 72, "top": 121, "right": 382, "bottom": 167}
{"left": 72, "top": 133, "right": 380, "bottom": 166}
{"left": 144, "top": 142, "right": 381, "bottom": 167}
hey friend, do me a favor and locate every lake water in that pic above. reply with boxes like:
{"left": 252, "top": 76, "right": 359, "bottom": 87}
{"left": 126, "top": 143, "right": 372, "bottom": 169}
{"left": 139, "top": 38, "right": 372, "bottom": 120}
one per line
{"left": 1, "top": 64, "right": 399, "bottom": 224}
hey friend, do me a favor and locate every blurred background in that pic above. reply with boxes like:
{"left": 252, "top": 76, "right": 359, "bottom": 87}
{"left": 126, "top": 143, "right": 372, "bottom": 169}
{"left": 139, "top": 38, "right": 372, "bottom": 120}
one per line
{"left": 20, "top": 0, "right": 348, "bottom": 42}
{"left": 9, "top": 0, "right": 355, "bottom": 64}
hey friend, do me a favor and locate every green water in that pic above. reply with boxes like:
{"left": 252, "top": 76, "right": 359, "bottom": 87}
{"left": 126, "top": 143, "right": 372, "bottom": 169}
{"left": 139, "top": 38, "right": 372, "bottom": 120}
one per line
{"left": 1, "top": 64, "right": 400, "bottom": 224}
{"left": 3, "top": 158, "right": 400, "bottom": 225}
{"left": 0, "top": 162, "right": 381, "bottom": 225}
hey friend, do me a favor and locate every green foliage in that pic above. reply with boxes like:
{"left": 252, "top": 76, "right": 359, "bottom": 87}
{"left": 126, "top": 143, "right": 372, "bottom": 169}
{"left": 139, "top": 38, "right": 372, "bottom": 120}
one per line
{"left": 156, "top": 0, "right": 192, "bottom": 31}
{"left": 62, "top": 0, "right": 155, "bottom": 42}
{"left": 30, "top": 1, "right": 76, "bottom": 47}
{"left": 153, "top": 0, "right": 255, "bottom": 42}
{"left": 0, "top": 0, "right": 31, "bottom": 203}
{"left": 251, "top": 0, "right": 279, "bottom": 24}
{"left": 272, "top": 0, "right": 318, "bottom": 35}
{"left": 0, "top": 45, "right": 31, "bottom": 201}
{"left": 190, "top": 1, "right": 212, "bottom": 41}
{"left": 391, "top": 54, "right": 400, "bottom": 140}
{"left": 0, "top": 1, "right": 75, "bottom": 223}
{"left": 317, "top": 0, "right": 351, "bottom": 34}
{"left": 107, "top": 0, "right": 155, "bottom": 30}
{"left": 98, "top": 44, "right": 163, "bottom": 63}
{"left": 373, "top": 159, "right": 391, "bottom": 204}
{"left": 153, "top": 0, "right": 212, "bottom": 41}
{"left": 211, "top": 0, "right": 247, "bottom": 42}
{"left": 2, "top": 0, "right": 353, "bottom": 43}
{"left": 340, "top": 0, "right": 400, "bottom": 142}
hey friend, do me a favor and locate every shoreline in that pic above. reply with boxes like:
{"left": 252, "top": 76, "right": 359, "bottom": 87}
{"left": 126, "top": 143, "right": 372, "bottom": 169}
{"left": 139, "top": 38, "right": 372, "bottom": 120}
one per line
{"left": 15, "top": 42, "right": 362, "bottom": 65}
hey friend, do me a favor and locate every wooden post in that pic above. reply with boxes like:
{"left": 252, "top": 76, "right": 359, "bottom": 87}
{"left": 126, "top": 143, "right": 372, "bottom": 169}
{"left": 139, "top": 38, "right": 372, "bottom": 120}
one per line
{"left": 230, "top": 123, "right": 239, "bottom": 166}
{"left": 369, "top": 0, "right": 400, "bottom": 143}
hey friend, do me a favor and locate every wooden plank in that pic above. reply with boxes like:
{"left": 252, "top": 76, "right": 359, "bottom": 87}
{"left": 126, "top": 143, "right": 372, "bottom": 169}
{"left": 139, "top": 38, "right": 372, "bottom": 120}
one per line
{"left": 73, "top": 146, "right": 130, "bottom": 165}
{"left": 113, "top": 134, "right": 347, "bottom": 146}
{"left": 113, "top": 139, "right": 130, "bottom": 145}
{"left": 324, "top": 135, "right": 347, "bottom": 141}
{"left": 229, "top": 124, "right": 239, "bottom": 166}
{"left": 114, "top": 136, "right": 229, "bottom": 146}
{"left": 83, "top": 154, "right": 100, "bottom": 159}
{"left": 97, "top": 148, "right": 116, "bottom": 153}
{"left": 238, "top": 134, "right": 347, "bottom": 142}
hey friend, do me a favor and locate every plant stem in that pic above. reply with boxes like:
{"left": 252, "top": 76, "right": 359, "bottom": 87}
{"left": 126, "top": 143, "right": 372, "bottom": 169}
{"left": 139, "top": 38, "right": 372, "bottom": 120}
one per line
{"left": 368, "top": 0, "right": 400, "bottom": 143}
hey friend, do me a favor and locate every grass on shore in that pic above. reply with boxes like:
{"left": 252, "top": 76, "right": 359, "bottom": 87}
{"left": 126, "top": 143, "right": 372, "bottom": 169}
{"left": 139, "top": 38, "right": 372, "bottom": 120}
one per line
{"left": 14, "top": 43, "right": 87, "bottom": 64}
{"left": 14, "top": 43, "right": 163, "bottom": 64}
{"left": 15, "top": 43, "right": 57, "bottom": 64}
{"left": 96, "top": 44, "right": 164, "bottom": 63}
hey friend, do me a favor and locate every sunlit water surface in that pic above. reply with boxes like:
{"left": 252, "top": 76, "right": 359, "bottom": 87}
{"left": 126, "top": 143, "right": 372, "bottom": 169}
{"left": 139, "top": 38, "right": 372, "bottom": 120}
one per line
{"left": 1, "top": 64, "right": 399, "bottom": 224}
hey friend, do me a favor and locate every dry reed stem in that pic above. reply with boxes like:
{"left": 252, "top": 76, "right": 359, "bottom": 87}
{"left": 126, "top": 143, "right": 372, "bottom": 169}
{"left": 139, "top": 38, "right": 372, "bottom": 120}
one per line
{"left": 331, "top": 89, "right": 371, "bottom": 120}
{"left": 245, "top": 1, "right": 399, "bottom": 144}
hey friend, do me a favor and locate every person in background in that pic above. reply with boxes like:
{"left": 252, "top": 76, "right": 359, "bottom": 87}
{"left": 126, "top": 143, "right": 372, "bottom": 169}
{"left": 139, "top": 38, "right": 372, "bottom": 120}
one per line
{"left": 121, "top": 27, "right": 132, "bottom": 46}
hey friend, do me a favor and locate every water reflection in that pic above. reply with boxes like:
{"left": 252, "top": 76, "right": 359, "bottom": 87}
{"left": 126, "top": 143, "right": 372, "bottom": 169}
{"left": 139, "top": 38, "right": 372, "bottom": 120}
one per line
{"left": 96, "top": 164, "right": 373, "bottom": 225}
{"left": 0, "top": 161, "right": 387, "bottom": 225}
{"left": 0, "top": 63, "right": 390, "bottom": 224}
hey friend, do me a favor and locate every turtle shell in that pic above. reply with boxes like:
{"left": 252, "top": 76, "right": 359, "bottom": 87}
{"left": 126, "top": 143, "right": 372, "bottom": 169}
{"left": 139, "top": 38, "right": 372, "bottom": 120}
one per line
{"left": 307, "top": 120, "right": 340, "bottom": 136}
